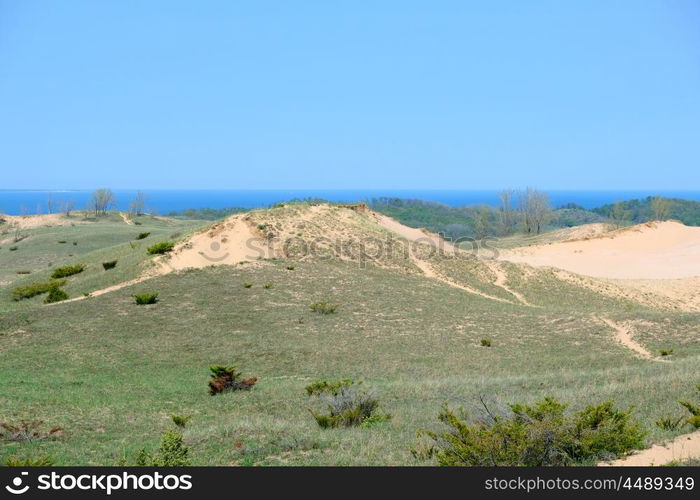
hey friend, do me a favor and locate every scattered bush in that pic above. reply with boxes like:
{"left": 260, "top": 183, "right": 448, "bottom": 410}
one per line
{"left": 660, "top": 349, "right": 674, "bottom": 356}
{"left": 243, "top": 282, "right": 253, "bottom": 288}
{"left": 480, "top": 338, "right": 492, "bottom": 347}
{"left": 263, "top": 282, "right": 273, "bottom": 289}
{"left": 169, "top": 232, "right": 182, "bottom": 239}
{"left": 51, "top": 264, "right": 84, "bottom": 279}
{"left": 4, "top": 455, "right": 55, "bottom": 466}
{"left": 414, "top": 396, "right": 645, "bottom": 466}
{"left": 680, "top": 385, "right": 700, "bottom": 428}
{"left": 286, "top": 265, "right": 295, "bottom": 270}
{"left": 310, "top": 301, "right": 338, "bottom": 314}
{"left": 136, "top": 430, "right": 190, "bottom": 466}
{"left": 57, "top": 240, "right": 66, "bottom": 244}
{"left": 134, "top": 293, "right": 158, "bottom": 305}
{"left": 258, "top": 224, "right": 267, "bottom": 230}
{"left": 170, "top": 415, "right": 191, "bottom": 428}
{"left": 305, "top": 379, "right": 357, "bottom": 396}
{"left": 208, "top": 365, "right": 258, "bottom": 395}
{"left": 44, "top": 285, "right": 69, "bottom": 304}
{"left": 9, "top": 246, "right": 18, "bottom": 251}
{"left": 15, "top": 270, "right": 31, "bottom": 274}
{"left": 136, "top": 232, "right": 151, "bottom": 240}
{"left": 0, "top": 421, "right": 62, "bottom": 442}
{"left": 73, "top": 241, "right": 78, "bottom": 245}
{"left": 656, "top": 416, "right": 685, "bottom": 431}
{"left": 147, "top": 241, "right": 174, "bottom": 254}
{"left": 12, "top": 279, "right": 66, "bottom": 301}
{"left": 309, "top": 384, "right": 391, "bottom": 429}
{"left": 102, "top": 260, "right": 118, "bottom": 270}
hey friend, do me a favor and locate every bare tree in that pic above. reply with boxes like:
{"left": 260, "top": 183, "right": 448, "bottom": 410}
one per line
{"left": 609, "top": 201, "right": 629, "bottom": 229}
{"left": 129, "top": 190, "right": 148, "bottom": 216}
{"left": 518, "top": 188, "right": 551, "bottom": 234}
{"left": 650, "top": 196, "right": 670, "bottom": 221}
{"left": 46, "top": 193, "right": 54, "bottom": 214}
{"left": 91, "top": 188, "right": 116, "bottom": 216}
{"left": 62, "top": 199, "right": 75, "bottom": 217}
{"left": 498, "top": 189, "right": 516, "bottom": 235}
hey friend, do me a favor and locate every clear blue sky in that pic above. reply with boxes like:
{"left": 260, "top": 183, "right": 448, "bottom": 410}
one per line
{"left": 1, "top": 1, "right": 698, "bottom": 190}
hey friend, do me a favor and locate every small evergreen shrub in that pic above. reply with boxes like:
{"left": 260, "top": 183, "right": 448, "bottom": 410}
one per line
{"left": 310, "top": 301, "right": 338, "bottom": 314}
{"left": 57, "top": 240, "right": 66, "bottom": 244}
{"left": 660, "top": 349, "right": 674, "bottom": 356}
{"left": 655, "top": 416, "right": 685, "bottom": 431}
{"left": 286, "top": 265, "right": 295, "bottom": 270}
{"left": 208, "top": 365, "right": 258, "bottom": 395}
{"left": 12, "top": 279, "right": 67, "bottom": 301}
{"left": 305, "top": 379, "right": 356, "bottom": 396}
{"left": 134, "top": 293, "right": 158, "bottom": 305}
{"left": 102, "top": 260, "right": 118, "bottom": 270}
{"left": 309, "top": 385, "right": 390, "bottom": 429}
{"left": 414, "top": 397, "right": 645, "bottom": 466}
{"left": 4, "top": 455, "right": 55, "bottom": 466}
{"left": 136, "top": 232, "right": 151, "bottom": 240}
{"left": 136, "top": 430, "right": 190, "bottom": 466}
{"left": 9, "top": 246, "right": 18, "bottom": 251}
{"left": 16, "top": 270, "right": 31, "bottom": 274}
{"left": 480, "top": 338, "right": 492, "bottom": 347}
{"left": 44, "top": 285, "right": 69, "bottom": 304}
{"left": 170, "top": 415, "right": 191, "bottom": 428}
{"left": 243, "top": 282, "right": 253, "bottom": 288}
{"left": 147, "top": 241, "right": 174, "bottom": 254}
{"left": 680, "top": 385, "right": 700, "bottom": 428}
{"left": 51, "top": 264, "right": 84, "bottom": 279}
{"left": 263, "top": 282, "right": 273, "bottom": 289}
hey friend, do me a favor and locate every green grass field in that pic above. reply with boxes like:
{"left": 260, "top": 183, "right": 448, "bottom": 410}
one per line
{"left": 0, "top": 211, "right": 698, "bottom": 465}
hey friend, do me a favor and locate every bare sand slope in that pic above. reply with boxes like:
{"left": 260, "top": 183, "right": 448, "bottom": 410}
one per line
{"left": 500, "top": 221, "right": 700, "bottom": 280}
{"left": 0, "top": 213, "right": 89, "bottom": 229}
{"left": 606, "top": 430, "right": 700, "bottom": 466}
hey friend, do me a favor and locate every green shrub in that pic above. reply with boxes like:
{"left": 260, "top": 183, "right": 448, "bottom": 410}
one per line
{"left": 680, "top": 385, "right": 700, "bottom": 428}
{"left": 51, "top": 264, "right": 84, "bottom": 279}
{"left": 263, "top": 282, "right": 273, "bottom": 289}
{"left": 134, "top": 293, "right": 158, "bottom": 305}
{"left": 4, "top": 455, "right": 55, "bottom": 466}
{"left": 57, "top": 240, "right": 66, "bottom": 244}
{"left": 208, "top": 365, "right": 258, "bottom": 395}
{"left": 656, "top": 416, "right": 685, "bottom": 431}
{"left": 136, "top": 430, "right": 190, "bottom": 466}
{"left": 44, "top": 285, "right": 69, "bottom": 304}
{"left": 243, "top": 282, "right": 253, "bottom": 288}
{"left": 170, "top": 415, "right": 191, "bottom": 428}
{"left": 305, "top": 379, "right": 356, "bottom": 396}
{"left": 414, "top": 397, "right": 645, "bottom": 466}
{"left": 102, "top": 260, "right": 118, "bottom": 270}
{"left": 9, "top": 246, "right": 18, "bottom": 251}
{"left": 310, "top": 301, "right": 338, "bottom": 314}
{"left": 309, "top": 385, "right": 390, "bottom": 429}
{"left": 286, "top": 265, "right": 295, "bottom": 270}
{"left": 15, "top": 270, "right": 31, "bottom": 275}
{"left": 136, "top": 232, "right": 151, "bottom": 240}
{"left": 480, "top": 338, "right": 492, "bottom": 347}
{"left": 147, "top": 241, "right": 174, "bottom": 254}
{"left": 12, "top": 279, "right": 67, "bottom": 301}
{"left": 660, "top": 349, "right": 674, "bottom": 356}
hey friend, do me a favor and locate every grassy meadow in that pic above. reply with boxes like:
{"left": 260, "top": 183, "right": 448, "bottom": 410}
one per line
{"left": 1, "top": 210, "right": 699, "bottom": 466}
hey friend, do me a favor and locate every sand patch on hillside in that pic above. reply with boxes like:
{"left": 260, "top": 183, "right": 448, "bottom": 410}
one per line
{"left": 605, "top": 430, "right": 700, "bottom": 466}
{"left": 0, "top": 213, "right": 88, "bottom": 229}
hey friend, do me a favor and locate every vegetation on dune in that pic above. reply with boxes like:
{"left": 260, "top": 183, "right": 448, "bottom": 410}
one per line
{"left": 134, "top": 293, "right": 158, "bottom": 305}
{"left": 414, "top": 397, "right": 645, "bottom": 465}
{"left": 166, "top": 207, "right": 248, "bottom": 220}
{"left": 593, "top": 197, "right": 700, "bottom": 226}
{"left": 102, "top": 260, "right": 118, "bottom": 270}
{"left": 44, "top": 285, "right": 69, "bottom": 304}
{"left": 135, "top": 429, "right": 190, "bottom": 466}
{"left": 50, "top": 263, "right": 85, "bottom": 279}
{"left": 146, "top": 241, "right": 175, "bottom": 254}
{"left": 136, "top": 231, "right": 151, "bottom": 240}
{"left": 12, "top": 279, "right": 67, "bottom": 301}
{"left": 208, "top": 365, "right": 258, "bottom": 395}
{"left": 308, "top": 381, "right": 391, "bottom": 429}
{"left": 309, "top": 301, "right": 338, "bottom": 314}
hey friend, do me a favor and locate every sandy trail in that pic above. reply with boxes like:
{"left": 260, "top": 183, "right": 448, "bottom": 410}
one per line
{"left": 120, "top": 212, "right": 134, "bottom": 225}
{"left": 599, "top": 318, "right": 658, "bottom": 360}
{"left": 605, "top": 430, "right": 700, "bottom": 466}
{"left": 483, "top": 260, "right": 533, "bottom": 306}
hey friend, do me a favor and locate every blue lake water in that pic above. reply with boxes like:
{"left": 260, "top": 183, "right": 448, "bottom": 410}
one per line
{"left": 1, "top": 189, "right": 699, "bottom": 215}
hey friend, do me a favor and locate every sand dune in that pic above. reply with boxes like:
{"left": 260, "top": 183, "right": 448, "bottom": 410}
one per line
{"left": 499, "top": 221, "right": 700, "bottom": 279}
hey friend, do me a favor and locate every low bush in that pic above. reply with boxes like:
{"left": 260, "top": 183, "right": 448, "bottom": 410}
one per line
{"left": 51, "top": 264, "right": 84, "bottom": 279}
{"left": 9, "top": 246, "right": 18, "bottom": 251}
{"left": 147, "top": 241, "right": 174, "bottom": 255}
{"left": 57, "top": 240, "right": 66, "bottom": 244}
{"left": 305, "top": 379, "right": 356, "bottom": 396}
{"left": 44, "top": 285, "right": 69, "bottom": 304}
{"left": 656, "top": 416, "right": 685, "bottom": 431}
{"left": 208, "top": 365, "right": 258, "bottom": 395}
{"left": 12, "top": 279, "right": 66, "bottom": 301}
{"left": 15, "top": 270, "right": 31, "bottom": 274}
{"left": 102, "top": 260, "right": 118, "bottom": 270}
{"left": 243, "top": 282, "right": 253, "bottom": 288}
{"left": 680, "top": 385, "right": 700, "bottom": 428}
{"left": 414, "top": 396, "right": 645, "bottom": 465}
{"left": 263, "top": 282, "right": 273, "bottom": 289}
{"left": 480, "top": 338, "right": 492, "bottom": 347}
{"left": 134, "top": 293, "right": 158, "bottom": 305}
{"left": 286, "top": 265, "right": 295, "bottom": 270}
{"left": 136, "top": 232, "right": 151, "bottom": 240}
{"left": 0, "top": 421, "right": 62, "bottom": 442}
{"left": 660, "top": 349, "right": 674, "bottom": 356}
{"left": 310, "top": 301, "right": 338, "bottom": 314}
{"left": 4, "top": 455, "right": 55, "bottom": 466}
{"left": 136, "top": 430, "right": 190, "bottom": 466}
{"left": 309, "top": 384, "right": 391, "bottom": 429}
{"left": 170, "top": 415, "right": 191, "bottom": 428}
